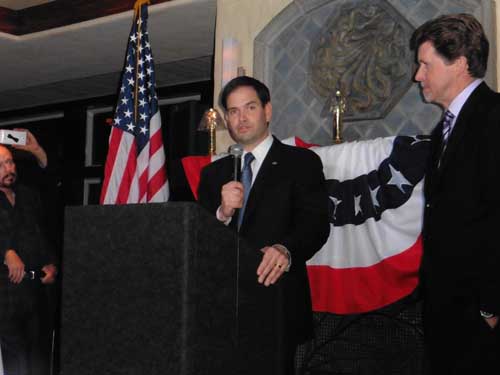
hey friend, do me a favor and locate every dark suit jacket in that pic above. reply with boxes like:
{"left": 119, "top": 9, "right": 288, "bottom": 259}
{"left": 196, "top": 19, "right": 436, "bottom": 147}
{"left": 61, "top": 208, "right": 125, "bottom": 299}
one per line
{"left": 198, "top": 137, "right": 330, "bottom": 344}
{"left": 421, "top": 82, "right": 500, "bottom": 372}
{"left": 0, "top": 184, "right": 53, "bottom": 324}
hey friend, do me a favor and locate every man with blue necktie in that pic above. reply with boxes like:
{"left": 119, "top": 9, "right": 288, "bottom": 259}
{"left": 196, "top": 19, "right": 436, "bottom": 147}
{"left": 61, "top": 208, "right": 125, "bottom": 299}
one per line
{"left": 198, "top": 76, "right": 330, "bottom": 373}
{"left": 411, "top": 14, "right": 500, "bottom": 374}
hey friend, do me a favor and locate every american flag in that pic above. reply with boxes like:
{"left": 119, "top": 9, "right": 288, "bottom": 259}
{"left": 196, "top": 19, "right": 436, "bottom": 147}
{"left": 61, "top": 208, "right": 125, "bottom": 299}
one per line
{"left": 100, "top": 2, "right": 169, "bottom": 204}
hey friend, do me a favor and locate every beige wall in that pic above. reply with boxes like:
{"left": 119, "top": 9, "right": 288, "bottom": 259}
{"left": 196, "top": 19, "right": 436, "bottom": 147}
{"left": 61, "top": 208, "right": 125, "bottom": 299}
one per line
{"left": 214, "top": 0, "right": 292, "bottom": 153}
{"left": 495, "top": 0, "right": 500, "bottom": 88}
{"left": 214, "top": 0, "right": 500, "bottom": 152}
{"left": 214, "top": 0, "right": 292, "bottom": 100}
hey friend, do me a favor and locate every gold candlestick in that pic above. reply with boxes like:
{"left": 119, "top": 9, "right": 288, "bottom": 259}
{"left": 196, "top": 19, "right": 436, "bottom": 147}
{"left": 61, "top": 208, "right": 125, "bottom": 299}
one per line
{"left": 198, "top": 108, "right": 225, "bottom": 155}
{"left": 330, "top": 90, "right": 346, "bottom": 144}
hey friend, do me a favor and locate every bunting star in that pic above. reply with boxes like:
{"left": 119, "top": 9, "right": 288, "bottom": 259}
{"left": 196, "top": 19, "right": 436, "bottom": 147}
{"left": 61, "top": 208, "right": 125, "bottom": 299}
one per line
{"left": 329, "top": 196, "right": 342, "bottom": 220}
{"left": 354, "top": 195, "right": 363, "bottom": 216}
{"left": 370, "top": 186, "right": 380, "bottom": 209}
{"left": 387, "top": 164, "right": 412, "bottom": 193}
{"left": 411, "top": 135, "right": 431, "bottom": 145}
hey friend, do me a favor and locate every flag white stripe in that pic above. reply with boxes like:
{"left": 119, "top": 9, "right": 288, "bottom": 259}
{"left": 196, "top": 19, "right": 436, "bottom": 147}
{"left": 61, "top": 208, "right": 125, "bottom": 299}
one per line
{"left": 312, "top": 137, "right": 395, "bottom": 180}
{"left": 307, "top": 180, "right": 423, "bottom": 268}
{"left": 307, "top": 136, "right": 424, "bottom": 269}
{"left": 103, "top": 132, "right": 134, "bottom": 204}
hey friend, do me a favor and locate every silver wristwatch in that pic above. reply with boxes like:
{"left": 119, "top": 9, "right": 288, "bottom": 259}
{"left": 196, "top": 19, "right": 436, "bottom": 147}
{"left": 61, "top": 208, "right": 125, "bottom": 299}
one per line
{"left": 480, "top": 310, "right": 495, "bottom": 319}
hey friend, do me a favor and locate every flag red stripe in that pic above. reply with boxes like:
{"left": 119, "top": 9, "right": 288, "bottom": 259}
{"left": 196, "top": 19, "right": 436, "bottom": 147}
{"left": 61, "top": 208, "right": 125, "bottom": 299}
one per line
{"left": 294, "top": 137, "right": 317, "bottom": 148}
{"left": 147, "top": 166, "right": 167, "bottom": 198}
{"left": 307, "top": 235, "right": 423, "bottom": 314}
{"left": 149, "top": 129, "right": 163, "bottom": 155}
{"left": 100, "top": 128, "right": 124, "bottom": 204}
{"left": 181, "top": 155, "right": 212, "bottom": 200}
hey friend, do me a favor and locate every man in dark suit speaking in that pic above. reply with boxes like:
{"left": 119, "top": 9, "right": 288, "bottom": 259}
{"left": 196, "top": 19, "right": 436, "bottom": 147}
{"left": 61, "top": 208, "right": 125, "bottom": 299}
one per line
{"left": 411, "top": 14, "right": 500, "bottom": 373}
{"left": 198, "top": 76, "right": 330, "bottom": 372}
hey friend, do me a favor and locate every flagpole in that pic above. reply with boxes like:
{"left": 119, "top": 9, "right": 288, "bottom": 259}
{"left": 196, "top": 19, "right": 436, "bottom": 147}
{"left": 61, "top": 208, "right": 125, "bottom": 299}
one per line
{"left": 133, "top": 0, "right": 149, "bottom": 124}
{"left": 134, "top": 0, "right": 150, "bottom": 14}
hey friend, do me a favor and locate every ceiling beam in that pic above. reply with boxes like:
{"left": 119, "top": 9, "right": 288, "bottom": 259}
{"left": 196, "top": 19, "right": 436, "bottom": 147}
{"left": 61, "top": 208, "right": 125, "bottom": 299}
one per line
{"left": 0, "top": 0, "right": 173, "bottom": 35}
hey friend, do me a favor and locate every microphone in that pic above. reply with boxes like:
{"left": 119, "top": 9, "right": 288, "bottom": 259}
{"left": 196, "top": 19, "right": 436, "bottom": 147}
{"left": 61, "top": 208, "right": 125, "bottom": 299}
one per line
{"left": 24, "top": 269, "right": 47, "bottom": 280}
{"left": 229, "top": 144, "right": 243, "bottom": 182}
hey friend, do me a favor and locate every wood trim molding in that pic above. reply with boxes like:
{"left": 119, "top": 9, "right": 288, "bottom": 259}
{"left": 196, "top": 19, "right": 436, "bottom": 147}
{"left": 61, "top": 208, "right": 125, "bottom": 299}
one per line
{"left": 0, "top": 0, "right": 172, "bottom": 35}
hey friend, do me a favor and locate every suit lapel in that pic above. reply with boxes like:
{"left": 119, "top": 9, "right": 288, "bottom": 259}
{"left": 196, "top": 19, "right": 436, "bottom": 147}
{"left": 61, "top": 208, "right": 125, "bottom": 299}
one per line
{"left": 426, "top": 121, "right": 443, "bottom": 192}
{"left": 240, "top": 138, "right": 283, "bottom": 227}
{"left": 436, "top": 83, "right": 486, "bottom": 177}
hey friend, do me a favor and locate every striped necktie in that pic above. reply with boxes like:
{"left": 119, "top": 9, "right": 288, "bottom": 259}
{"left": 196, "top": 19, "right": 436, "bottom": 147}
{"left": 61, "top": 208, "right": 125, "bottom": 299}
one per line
{"left": 438, "top": 110, "right": 455, "bottom": 166}
{"left": 238, "top": 152, "right": 255, "bottom": 228}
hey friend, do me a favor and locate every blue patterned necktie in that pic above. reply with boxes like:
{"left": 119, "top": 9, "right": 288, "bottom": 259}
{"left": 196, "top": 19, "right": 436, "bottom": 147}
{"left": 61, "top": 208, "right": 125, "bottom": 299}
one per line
{"left": 238, "top": 152, "right": 255, "bottom": 228}
{"left": 439, "top": 110, "right": 455, "bottom": 166}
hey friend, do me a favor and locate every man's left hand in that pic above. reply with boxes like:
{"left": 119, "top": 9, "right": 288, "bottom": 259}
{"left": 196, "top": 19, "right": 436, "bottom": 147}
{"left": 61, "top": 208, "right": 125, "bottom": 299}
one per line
{"left": 257, "top": 246, "right": 289, "bottom": 286}
{"left": 41, "top": 264, "right": 57, "bottom": 284}
{"left": 484, "top": 316, "right": 499, "bottom": 329}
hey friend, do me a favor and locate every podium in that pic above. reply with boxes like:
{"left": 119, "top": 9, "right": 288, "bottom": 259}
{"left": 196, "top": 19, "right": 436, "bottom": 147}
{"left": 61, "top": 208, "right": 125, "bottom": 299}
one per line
{"left": 60, "top": 202, "right": 285, "bottom": 375}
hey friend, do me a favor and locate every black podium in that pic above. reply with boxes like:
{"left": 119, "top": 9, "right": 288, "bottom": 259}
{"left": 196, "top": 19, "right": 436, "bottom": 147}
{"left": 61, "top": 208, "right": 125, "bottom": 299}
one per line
{"left": 60, "top": 202, "right": 284, "bottom": 375}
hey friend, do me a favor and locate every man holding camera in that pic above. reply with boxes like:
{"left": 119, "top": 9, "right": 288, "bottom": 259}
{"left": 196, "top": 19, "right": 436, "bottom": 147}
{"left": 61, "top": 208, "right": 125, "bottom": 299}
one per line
{"left": 0, "top": 135, "right": 57, "bottom": 375}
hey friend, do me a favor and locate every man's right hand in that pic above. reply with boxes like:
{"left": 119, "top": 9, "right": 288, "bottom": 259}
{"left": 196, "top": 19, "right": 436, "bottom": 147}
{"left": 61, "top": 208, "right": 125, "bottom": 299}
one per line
{"left": 4, "top": 249, "right": 25, "bottom": 284}
{"left": 220, "top": 181, "right": 244, "bottom": 219}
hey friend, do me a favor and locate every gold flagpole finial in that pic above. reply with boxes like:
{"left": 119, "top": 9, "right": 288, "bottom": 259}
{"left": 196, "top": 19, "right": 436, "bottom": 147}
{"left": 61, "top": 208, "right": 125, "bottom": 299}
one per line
{"left": 134, "top": 0, "right": 151, "bottom": 14}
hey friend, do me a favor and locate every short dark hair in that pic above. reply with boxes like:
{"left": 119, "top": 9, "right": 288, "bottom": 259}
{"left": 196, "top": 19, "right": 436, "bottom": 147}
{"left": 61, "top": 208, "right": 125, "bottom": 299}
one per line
{"left": 219, "top": 76, "right": 271, "bottom": 110}
{"left": 410, "top": 13, "right": 489, "bottom": 78}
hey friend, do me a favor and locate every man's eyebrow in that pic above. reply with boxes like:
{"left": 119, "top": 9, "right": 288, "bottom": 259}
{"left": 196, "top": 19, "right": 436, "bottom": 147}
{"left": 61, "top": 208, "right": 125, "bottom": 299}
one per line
{"left": 227, "top": 100, "right": 259, "bottom": 111}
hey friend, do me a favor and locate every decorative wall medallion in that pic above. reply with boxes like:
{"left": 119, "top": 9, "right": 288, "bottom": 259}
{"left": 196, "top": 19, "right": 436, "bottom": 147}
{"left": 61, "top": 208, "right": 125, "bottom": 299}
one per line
{"left": 309, "top": 0, "right": 414, "bottom": 121}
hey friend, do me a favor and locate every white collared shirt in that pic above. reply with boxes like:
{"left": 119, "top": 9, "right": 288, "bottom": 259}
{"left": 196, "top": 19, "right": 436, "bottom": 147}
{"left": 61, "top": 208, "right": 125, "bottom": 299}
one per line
{"left": 241, "top": 132, "right": 274, "bottom": 186}
{"left": 447, "top": 78, "right": 483, "bottom": 134}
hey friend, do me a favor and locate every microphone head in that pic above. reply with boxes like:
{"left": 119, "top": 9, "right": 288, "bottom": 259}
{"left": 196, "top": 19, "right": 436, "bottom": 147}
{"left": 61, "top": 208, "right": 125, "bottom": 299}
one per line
{"left": 229, "top": 144, "right": 243, "bottom": 158}
{"left": 229, "top": 144, "right": 243, "bottom": 182}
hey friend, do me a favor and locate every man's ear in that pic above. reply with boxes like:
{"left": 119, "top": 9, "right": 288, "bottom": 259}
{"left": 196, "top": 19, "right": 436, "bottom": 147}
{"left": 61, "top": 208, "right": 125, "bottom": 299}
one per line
{"left": 264, "top": 102, "right": 272, "bottom": 123}
{"left": 454, "top": 56, "right": 469, "bottom": 76}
